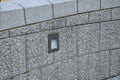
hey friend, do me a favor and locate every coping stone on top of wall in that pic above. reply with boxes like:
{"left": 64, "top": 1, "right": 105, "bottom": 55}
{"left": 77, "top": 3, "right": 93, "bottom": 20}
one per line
{"left": 49, "top": 0, "right": 77, "bottom": 18}
{"left": 10, "top": 0, "right": 53, "bottom": 24}
{"left": 0, "top": 2, "right": 25, "bottom": 31}
{"left": 101, "top": 0, "right": 120, "bottom": 9}
{"left": 78, "top": 0, "right": 100, "bottom": 13}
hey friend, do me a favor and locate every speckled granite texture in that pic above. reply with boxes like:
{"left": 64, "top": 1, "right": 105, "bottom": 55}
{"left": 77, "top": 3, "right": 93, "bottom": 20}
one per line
{"left": 0, "top": 0, "right": 120, "bottom": 80}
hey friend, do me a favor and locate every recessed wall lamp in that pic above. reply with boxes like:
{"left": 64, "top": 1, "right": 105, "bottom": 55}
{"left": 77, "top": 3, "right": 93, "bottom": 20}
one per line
{"left": 48, "top": 33, "right": 59, "bottom": 53}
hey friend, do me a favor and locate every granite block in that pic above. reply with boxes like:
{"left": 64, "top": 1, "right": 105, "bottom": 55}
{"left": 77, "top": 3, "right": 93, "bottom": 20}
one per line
{"left": 77, "top": 23, "right": 99, "bottom": 56}
{"left": 100, "top": 20, "right": 120, "bottom": 50}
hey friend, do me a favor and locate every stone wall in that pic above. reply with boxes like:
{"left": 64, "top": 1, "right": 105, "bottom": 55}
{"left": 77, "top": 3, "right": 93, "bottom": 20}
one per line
{"left": 0, "top": 0, "right": 120, "bottom": 80}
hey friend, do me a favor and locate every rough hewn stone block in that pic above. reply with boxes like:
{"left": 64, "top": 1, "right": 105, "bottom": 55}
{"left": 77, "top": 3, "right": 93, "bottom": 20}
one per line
{"left": 54, "top": 27, "right": 77, "bottom": 62}
{"left": 26, "top": 32, "right": 53, "bottom": 71}
{"left": 89, "top": 10, "right": 111, "bottom": 22}
{"left": 78, "top": 0, "right": 100, "bottom": 13}
{"left": 0, "top": 31, "right": 9, "bottom": 39}
{"left": 88, "top": 53, "right": 99, "bottom": 80}
{"left": 77, "top": 55, "right": 88, "bottom": 80}
{"left": 53, "top": 18, "right": 66, "bottom": 29}
{"left": 49, "top": 0, "right": 77, "bottom": 18}
{"left": 112, "top": 7, "right": 120, "bottom": 20}
{"left": 77, "top": 23, "right": 99, "bottom": 56}
{"left": 10, "top": 36, "right": 26, "bottom": 76}
{"left": 0, "top": 54, "right": 12, "bottom": 80}
{"left": 0, "top": 36, "right": 26, "bottom": 79}
{"left": 10, "top": 24, "right": 40, "bottom": 36}
{"left": 27, "top": 69, "right": 42, "bottom": 80}
{"left": 13, "top": 74, "right": 27, "bottom": 80}
{"left": 66, "top": 13, "right": 88, "bottom": 26}
{"left": 100, "top": 20, "right": 120, "bottom": 50}
{"left": 99, "top": 51, "right": 110, "bottom": 80}
{"left": 101, "top": 0, "right": 120, "bottom": 9}
{"left": 110, "top": 49, "right": 120, "bottom": 76}
{"left": 39, "top": 20, "right": 54, "bottom": 31}
{"left": 42, "top": 59, "right": 78, "bottom": 80}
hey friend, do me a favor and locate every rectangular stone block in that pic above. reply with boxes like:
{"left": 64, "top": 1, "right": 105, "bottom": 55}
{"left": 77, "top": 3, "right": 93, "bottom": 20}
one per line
{"left": 26, "top": 32, "right": 53, "bottom": 71}
{"left": 78, "top": 0, "right": 100, "bottom": 13}
{"left": 88, "top": 53, "right": 99, "bottom": 80}
{"left": 112, "top": 7, "right": 120, "bottom": 20}
{"left": 89, "top": 10, "right": 111, "bottom": 22}
{"left": 0, "top": 30, "right": 9, "bottom": 39}
{"left": 101, "top": 0, "right": 120, "bottom": 9}
{"left": 99, "top": 51, "right": 110, "bottom": 80}
{"left": 100, "top": 20, "right": 120, "bottom": 50}
{"left": 77, "top": 55, "right": 89, "bottom": 80}
{"left": 10, "top": 36, "right": 26, "bottom": 76}
{"left": 49, "top": 0, "right": 77, "bottom": 18}
{"left": 53, "top": 18, "right": 66, "bottom": 29}
{"left": 66, "top": 13, "right": 88, "bottom": 26}
{"left": 39, "top": 20, "right": 54, "bottom": 31}
{"left": 10, "top": 24, "right": 40, "bottom": 37}
{"left": 0, "top": 54, "right": 12, "bottom": 80}
{"left": 42, "top": 59, "right": 78, "bottom": 80}
{"left": 13, "top": 74, "right": 27, "bottom": 80}
{"left": 0, "top": 36, "right": 26, "bottom": 79}
{"left": 0, "top": 2, "right": 25, "bottom": 30}
{"left": 77, "top": 23, "right": 99, "bottom": 56}
{"left": 110, "top": 49, "right": 120, "bottom": 76}
{"left": 11, "top": 0, "right": 53, "bottom": 24}
{"left": 27, "top": 69, "right": 42, "bottom": 80}
{"left": 54, "top": 27, "right": 77, "bottom": 62}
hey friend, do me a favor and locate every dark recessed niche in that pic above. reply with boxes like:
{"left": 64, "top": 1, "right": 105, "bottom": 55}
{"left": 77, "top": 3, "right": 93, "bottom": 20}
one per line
{"left": 48, "top": 33, "right": 59, "bottom": 53}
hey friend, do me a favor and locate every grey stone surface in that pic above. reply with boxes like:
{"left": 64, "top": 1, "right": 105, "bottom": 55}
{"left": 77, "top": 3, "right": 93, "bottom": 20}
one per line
{"left": 77, "top": 55, "right": 88, "bottom": 80}
{"left": 99, "top": 51, "right": 110, "bottom": 80}
{"left": 78, "top": 0, "right": 100, "bottom": 13}
{"left": 27, "top": 69, "right": 42, "bottom": 80}
{"left": 53, "top": 18, "right": 66, "bottom": 29}
{"left": 112, "top": 7, "right": 120, "bottom": 20}
{"left": 100, "top": 20, "right": 120, "bottom": 50}
{"left": 77, "top": 23, "right": 99, "bottom": 56}
{"left": 0, "top": 31, "right": 9, "bottom": 39}
{"left": 0, "top": 36, "right": 26, "bottom": 79}
{"left": 89, "top": 10, "right": 111, "bottom": 22}
{"left": 26, "top": 32, "right": 53, "bottom": 71}
{"left": 0, "top": 2, "right": 25, "bottom": 31}
{"left": 13, "top": 74, "right": 27, "bottom": 80}
{"left": 101, "top": 0, "right": 120, "bottom": 9}
{"left": 66, "top": 13, "right": 88, "bottom": 26}
{"left": 110, "top": 49, "right": 120, "bottom": 76}
{"left": 42, "top": 59, "right": 78, "bottom": 80}
{"left": 54, "top": 27, "right": 77, "bottom": 62}
{"left": 39, "top": 20, "right": 54, "bottom": 31}
{"left": 11, "top": 0, "right": 53, "bottom": 24}
{"left": 0, "top": 54, "right": 12, "bottom": 80}
{"left": 88, "top": 53, "right": 99, "bottom": 80}
{"left": 10, "top": 24, "right": 40, "bottom": 37}
{"left": 49, "top": 0, "right": 77, "bottom": 18}
{"left": 10, "top": 36, "right": 26, "bottom": 76}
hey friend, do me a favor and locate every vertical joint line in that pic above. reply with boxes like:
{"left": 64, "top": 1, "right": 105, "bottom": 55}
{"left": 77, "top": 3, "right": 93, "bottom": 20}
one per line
{"left": 110, "top": 9, "right": 112, "bottom": 20}
{"left": 18, "top": 4, "right": 27, "bottom": 25}
{"left": 99, "top": 23, "right": 101, "bottom": 51}
{"left": 77, "top": 0, "right": 79, "bottom": 13}
{"left": 88, "top": 12, "right": 90, "bottom": 23}
{"left": 100, "top": 0, "right": 101, "bottom": 9}
{"left": 48, "top": 0, "right": 54, "bottom": 18}
{"left": 24, "top": 36, "right": 28, "bottom": 79}
{"left": 109, "top": 50, "right": 111, "bottom": 77}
